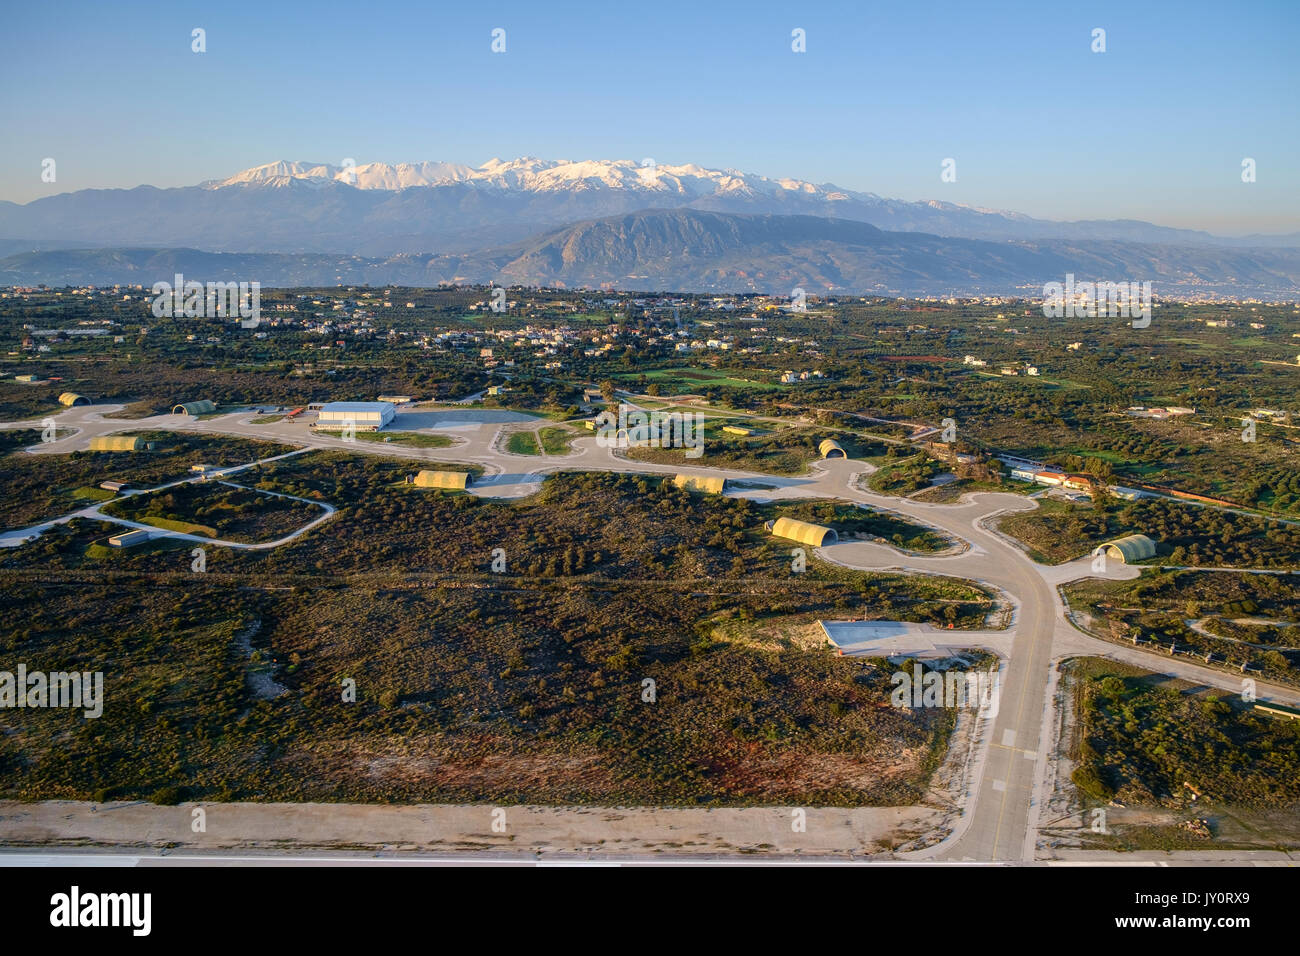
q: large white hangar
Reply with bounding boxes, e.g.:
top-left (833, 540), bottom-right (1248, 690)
top-left (316, 401), bottom-right (396, 432)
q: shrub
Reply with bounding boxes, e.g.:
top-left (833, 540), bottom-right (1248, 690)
top-left (1071, 764), bottom-right (1115, 801)
top-left (149, 785), bottom-right (185, 805)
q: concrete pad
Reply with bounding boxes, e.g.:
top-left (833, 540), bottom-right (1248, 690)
top-left (395, 410), bottom-right (538, 430)
top-left (820, 620), bottom-right (1013, 659)
top-left (1039, 555), bottom-right (1142, 586)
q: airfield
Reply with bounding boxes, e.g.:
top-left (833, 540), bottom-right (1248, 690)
top-left (3, 398), bottom-right (1298, 865)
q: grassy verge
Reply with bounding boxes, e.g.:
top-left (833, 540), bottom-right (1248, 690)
top-left (134, 515), bottom-right (218, 537)
top-left (538, 426), bottom-right (576, 455)
top-left (507, 432), bottom-right (540, 455)
top-left (70, 486), bottom-right (116, 502)
top-left (865, 453), bottom-right (941, 496)
top-left (355, 431), bottom-right (454, 449)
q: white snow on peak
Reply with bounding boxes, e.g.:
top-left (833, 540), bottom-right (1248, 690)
top-left (205, 159), bottom-right (1022, 224)
top-left (211, 158), bottom-right (877, 204)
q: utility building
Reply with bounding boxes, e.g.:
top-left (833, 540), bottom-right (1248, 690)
top-left (1092, 534), bottom-right (1157, 564)
top-left (89, 435), bottom-right (148, 452)
top-left (767, 516), bottom-right (838, 547)
top-left (173, 400), bottom-right (217, 415)
top-left (316, 401), bottom-right (395, 431)
top-left (412, 470), bottom-right (471, 490)
top-left (672, 474), bottom-right (727, 494)
top-left (1110, 486), bottom-right (1149, 501)
top-left (107, 529), bottom-right (153, 548)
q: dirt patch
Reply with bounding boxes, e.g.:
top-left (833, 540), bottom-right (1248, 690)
top-left (710, 616), bottom-right (829, 653)
top-left (902, 684), bottom-right (993, 852)
top-left (278, 732), bottom-right (925, 804)
top-left (234, 620), bottom-right (287, 701)
top-left (0, 799), bottom-right (943, 858)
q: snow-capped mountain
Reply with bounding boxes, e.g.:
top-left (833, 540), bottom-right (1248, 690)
top-left (210, 160), bottom-right (479, 191)
top-left (2, 157), bottom-right (1293, 261)
top-left (207, 157), bottom-right (865, 202)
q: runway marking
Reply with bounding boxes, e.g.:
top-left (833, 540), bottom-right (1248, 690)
top-left (990, 579), bottom-right (1051, 860)
top-left (990, 741), bottom-right (1038, 759)
top-left (1001, 730), bottom-right (1016, 748)
top-left (992, 779), bottom-right (1006, 792)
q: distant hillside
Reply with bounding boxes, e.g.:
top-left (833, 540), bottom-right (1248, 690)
top-left (4, 210), bottom-right (1299, 298)
top-left (481, 210), bottom-right (1300, 296)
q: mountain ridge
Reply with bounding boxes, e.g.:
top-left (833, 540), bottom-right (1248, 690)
top-left (4, 157), bottom-right (1293, 254)
top-left (4, 208), bottom-right (1297, 299)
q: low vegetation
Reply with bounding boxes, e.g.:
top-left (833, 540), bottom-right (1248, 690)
top-left (0, 465), bottom-right (995, 806)
top-left (866, 451), bottom-right (942, 495)
top-left (101, 482), bottom-right (325, 544)
top-left (0, 432), bottom-right (296, 531)
top-left (1064, 571), bottom-right (1300, 686)
top-left (998, 496), bottom-right (1300, 567)
top-left (506, 431), bottom-right (540, 455)
top-left (1067, 657), bottom-right (1300, 808)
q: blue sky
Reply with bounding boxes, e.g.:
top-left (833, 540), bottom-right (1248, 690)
top-left (2, 0), bottom-right (1297, 233)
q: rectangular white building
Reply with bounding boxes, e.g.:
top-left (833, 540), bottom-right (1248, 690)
top-left (108, 529), bottom-right (153, 548)
top-left (316, 401), bottom-right (395, 431)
